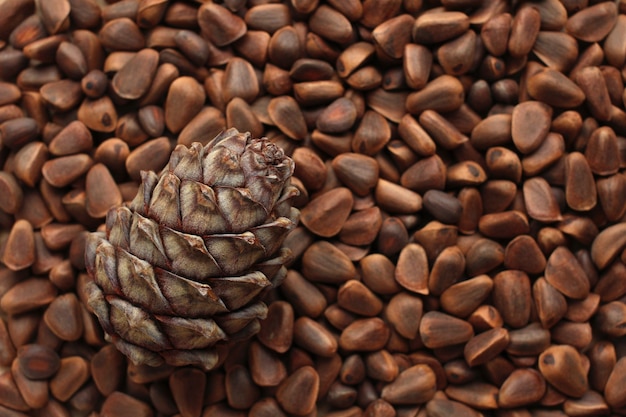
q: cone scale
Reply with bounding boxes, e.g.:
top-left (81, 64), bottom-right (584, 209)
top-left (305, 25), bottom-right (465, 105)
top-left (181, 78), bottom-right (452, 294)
top-left (83, 129), bottom-right (299, 370)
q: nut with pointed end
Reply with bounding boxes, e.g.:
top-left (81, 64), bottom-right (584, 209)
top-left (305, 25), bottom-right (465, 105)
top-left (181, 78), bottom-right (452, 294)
top-left (82, 128), bottom-right (299, 371)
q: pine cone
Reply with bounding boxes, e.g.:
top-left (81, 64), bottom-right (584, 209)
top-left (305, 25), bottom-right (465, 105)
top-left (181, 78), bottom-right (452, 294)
top-left (83, 129), bottom-right (299, 370)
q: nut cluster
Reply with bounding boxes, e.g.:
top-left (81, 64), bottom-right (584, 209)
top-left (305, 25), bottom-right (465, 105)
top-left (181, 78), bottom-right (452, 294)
top-left (0, 0), bottom-right (625, 416)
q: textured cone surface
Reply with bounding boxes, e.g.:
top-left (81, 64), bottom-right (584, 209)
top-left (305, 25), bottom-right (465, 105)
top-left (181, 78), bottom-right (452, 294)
top-left (84, 129), bottom-right (299, 370)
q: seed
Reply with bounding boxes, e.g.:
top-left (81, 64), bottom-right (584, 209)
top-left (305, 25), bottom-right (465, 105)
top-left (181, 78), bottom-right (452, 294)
top-left (375, 179), bottom-right (422, 214)
top-left (309, 5), bottom-right (354, 45)
top-left (565, 1), bottom-right (617, 42)
top-left (406, 75), bottom-right (465, 115)
top-left (339, 317), bottom-right (390, 352)
top-left (522, 133), bottom-right (565, 178)
top-left (385, 292), bottom-right (422, 340)
top-left (274, 366), bottom-right (318, 415)
top-left (463, 327), bottom-right (509, 367)
top-left (85, 163), bottom-right (122, 219)
top-left (532, 277), bottom-right (567, 329)
top-left (403, 44), bottom-right (432, 90)
top-left (419, 311), bottom-right (473, 349)
top-left (511, 100), bottom-right (552, 154)
top-left (538, 345), bottom-right (588, 398)
top-left (42, 293), bottom-right (83, 343)
top-left (293, 316), bottom-right (338, 357)
top-left (301, 240), bottom-right (357, 286)
top-left (438, 30), bottom-right (476, 76)
top-left (391, 243), bottom-right (428, 294)
top-left (498, 368), bottom-right (546, 408)
top-left (337, 280), bottom-right (383, 317)
top-left (11, 356), bottom-right (49, 409)
top-left (492, 270), bottom-right (531, 328)
top-left (478, 210), bottom-right (529, 239)
top-left (168, 367), bottom-right (205, 417)
top-left (595, 301), bottom-right (626, 338)
top-left (101, 391), bottom-right (153, 417)
top-left (316, 98), bottom-right (357, 134)
top-left (1, 220), bottom-right (35, 272)
top-left (77, 95), bottom-right (118, 132)
top-left (248, 340), bottom-right (287, 388)
top-left (177, 106), bottom-right (226, 147)
top-left (481, 13), bottom-right (512, 56)
top-left (244, 4), bottom-right (291, 34)
top-left (299, 187), bottom-right (353, 237)
top-left (440, 274), bottom-right (493, 319)
top-left (508, 6), bottom-right (540, 57)
top-left (545, 246), bottom-right (590, 299)
top-left (584, 126), bottom-right (620, 176)
top-left (49, 356), bottom-right (90, 402)
top-left (267, 96), bottom-right (307, 141)
top-left (381, 364), bottom-right (436, 405)
top-left (522, 177), bottom-right (561, 223)
top-left (125, 136), bottom-right (171, 181)
top-left (90, 344), bottom-right (125, 397)
top-left (293, 80), bottom-right (345, 107)
top-left (371, 14), bottom-right (413, 60)
top-left (164, 76), bottom-right (205, 134)
top-left (527, 69), bottom-right (586, 108)
top-left (597, 174), bottom-right (626, 222)
top-left (16, 344), bottom-right (60, 381)
top-left (111, 48), bottom-right (159, 100)
top-left (470, 113), bottom-right (512, 150)
top-left (413, 11), bottom-right (469, 44)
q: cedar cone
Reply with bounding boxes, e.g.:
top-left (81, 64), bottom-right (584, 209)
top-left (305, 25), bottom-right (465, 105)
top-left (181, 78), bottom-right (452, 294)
top-left (83, 129), bottom-right (299, 370)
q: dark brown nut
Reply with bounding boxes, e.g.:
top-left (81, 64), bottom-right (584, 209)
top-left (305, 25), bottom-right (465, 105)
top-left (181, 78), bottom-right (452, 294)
top-left (493, 270), bottom-right (531, 328)
top-left (403, 43), bottom-right (432, 90)
top-left (352, 110), bottom-right (391, 155)
top-left (575, 66), bottom-right (612, 121)
top-left (464, 328), bottom-right (509, 367)
top-left (13, 141), bottom-right (47, 187)
top-left (440, 274), bottom-right (493, 318)
top-left (508, 6), bottom-right (540, 57)
top-left (257, 301), bottom-right (293, 354)
top-left (124, 136), bottom-right (171, 181)
top-left (338, 280), bottom-right (383, 317)
top-left (17, 344), bottom-right (60, 380)
top-left (294, 80), bottom-right (345, 107)
top-left (584, 126), bottom-right (620, 176)
top-left (419, 311), bottom-right (473, 349)
top-left (339, 318), bottom-right (390, 352)
top-left (481, 13), bottom-right (511, 57)
top-left (275, 366), bottom-right (318, 415)
top-left (478, 210), bottom-right (529, 239)
top-left (538, 345), bottom-right (588, 398)
top-left (2, 220), bottom-right (35, 272)
top-left (293, 317), bottom-right (338, 357)
top-left (437, 30), bottom-right (476, 76)
top-left (336, 42), bottom-right (375, 78)
top-left (605, 357), bottom-right (626, 409)
top-left (317, 97), bottom-right (358, 134)
top-left (42, 293), bottom-right (83, 342)
top-left (300, 187), bottom-right (353, 238)
top-left (48, 120), bottom-right (93, 156)
top-left (392, 243), bottom-right (427, 294)
top-left (77, 96), bottom-right (118, 133)
top-left (511, 100), bottom-right (552, 154)
top-left (302, 240), bottom-right (357, 285)
top-left (595, 301), bottom-right (626, 338)
top-left (532, 31), bottom-right (578, 73)
top-left (101, 391), bottom-right (153, 417)
top-left (49, 356), bottom-right (90, 402)
top-left (406, 75), bottom-right (465, 115)
top-left (0, 117), bottom-right (39, 149)
top-left (380, 364), bottom-right (436, 405)
top-left (521, 132), bottom-right (565, 177)
top-left (470, 113), bottom-right (512, 151)
top-left (99, 18), bottom-right (145, 51)
top-left (545, 246), bottom-right (590, 299)
top-left (522, 177), bottom-right (562, 222)
top-left (498, 369), bottom-right (546, 408)
top-left (267, 96), bottom-right (307, 140)
top-left (422, 190), bottom-right (463, 225)
top-left (527, 69), bottom-right (586, 108)
top-left (565, 1), bottom-right (617, 42)
top-left (412, 11), bottom-right (469, 44)
top-left (164, 76), bottom-right (205, 134)
top-left (111, 48), bottom-right (159, 100)
top-left (372, 14), bottom-right (413, 60)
